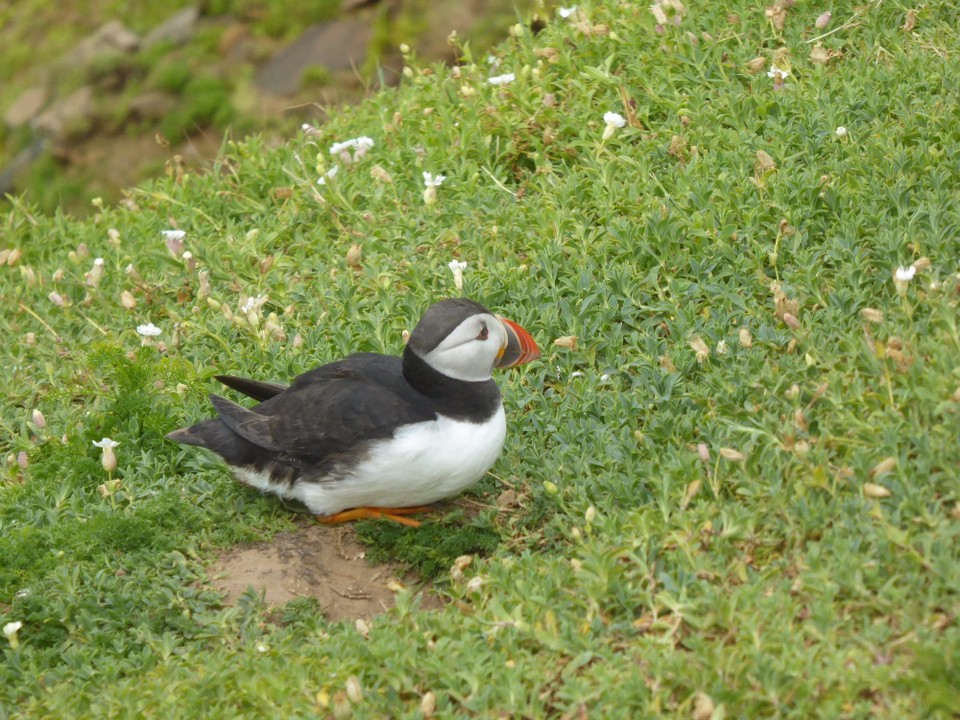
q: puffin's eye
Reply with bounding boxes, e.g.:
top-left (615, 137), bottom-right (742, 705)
top-left (476, 323), bottom-right (489, 340)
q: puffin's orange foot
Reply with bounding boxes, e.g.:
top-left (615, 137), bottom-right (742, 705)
top-left (317, 505), bottom-right (435, 527)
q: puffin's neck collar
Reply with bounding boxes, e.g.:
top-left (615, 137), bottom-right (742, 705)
top-left (402, 347), bottom-right (501, 421)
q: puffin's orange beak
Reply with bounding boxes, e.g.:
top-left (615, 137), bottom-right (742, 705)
top-left (495, 316), bottom-right (541, 368)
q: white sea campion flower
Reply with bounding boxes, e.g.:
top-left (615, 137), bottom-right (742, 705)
top-left (85, 258), bottom-right (105, 287)
top-left (137, 322), bottom-right (161, 337)
top-left (239, 294), bottom-right (269, 328)
top-left (163, 230), bottom-right (186, 258)
top-left (895, 265), bottom-right (916, 282)
top-left (240, 295), bottom-right (268, 315)
top-left (602, 111), bottom-right (627, 140)
top-left (835, 126), bottom-right (848, 138)
top-left (488, 72), bottom-right (516, 86)
top-left (317, 165), bottom-right (339, 185)
top-left (448, 260), bottom-right (467, 292)
top-left (3, 621), bottom-right (22, 649)
top-left (423, 172), bottom-right (447, 205)
top-left (558, 6), bottom-right (577, 18)
top-left (893, 264), bottom-right (916, 296)
top-left (352, 136), bottom-right (374, 161)
top-left (92, 438), bottom-right (119, 473)
top-left (768, 66), bottom-right (790, 89)
top-left (329, 136), bottom-right (375, 164)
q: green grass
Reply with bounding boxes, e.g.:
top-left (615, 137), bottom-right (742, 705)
top-left (2, 0), bottom-right (960, 716)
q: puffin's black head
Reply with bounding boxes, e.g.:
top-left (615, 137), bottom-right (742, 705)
top-left (406, 298), bottom-right (540, 382)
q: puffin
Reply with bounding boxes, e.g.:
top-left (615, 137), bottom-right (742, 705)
top-left (167, 298), bottom-right (540, 526)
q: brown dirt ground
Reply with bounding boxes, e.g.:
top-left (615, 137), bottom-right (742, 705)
top-left (210, 521), bottom-right (441, 622)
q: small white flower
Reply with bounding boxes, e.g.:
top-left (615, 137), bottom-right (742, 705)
top-left (893, 265), bottom-right (916, 297)
top-left (257, 643), bottom-right (268, 653)
top-left (240, 295), bottom-right (267, 315)
top-left (329, 140), bottom-right (354, 155)
top-left (85, 258), bottom-right (105, 287)
top-left (93, 438), bottom-right (119, 473)
top-left (317, 165), bottom-right (339, 185)
top-left (602, 111), bottom-right (627, 140)
top-left (716, 339), bottom-right (729, 356)
top-left (448, 260), bottom-right (467, 292)
top-left (329, 136), bottom-right (375, 162)
top-left (161, 230), bottom-right (186, 242)
top-left (558, 6), bottom-right (577, 18)
top-left (835, 126), bottom-right (848, 138)
top-left (3, 621), bottom-right (22, 649)
top-left (136, 323), bottom-right (161, 337)
top-left (422, 172), bottom-right (446, 205)
top-left (603, 112), bottom-right (626, 128)
top-left (767, 66), bottom-right (790, 80)
top-left (895, 265), bottom-right (916, 282)
top-left (488, 72), bottom-right (516, 86)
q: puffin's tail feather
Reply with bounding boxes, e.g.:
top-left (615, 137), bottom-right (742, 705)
top-left (216, 375), bottom-right (287, 402)
top-left (166, 417), bottom-right (262, 466)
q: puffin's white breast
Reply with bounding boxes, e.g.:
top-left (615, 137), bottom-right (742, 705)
top-left (236, 405), bottom-right (507, 515)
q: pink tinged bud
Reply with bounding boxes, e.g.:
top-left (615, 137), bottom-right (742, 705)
top-left (815, 11), bottom-right (831, 29)
top-left (164, 230), bottom-right (186, 258)
top-left (31, 409), bottom-right (46, 429)
top-left (18, 451), bottom-right (29, 469)
top-left (697, 443), bottom-right (711, 463)
top-left (102, 447), bottom-right (117, 473)
top-left (49, 291), bottom-right (65, 306)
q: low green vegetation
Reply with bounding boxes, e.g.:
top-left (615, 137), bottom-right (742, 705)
top-left (2, 0), bottom-right (959, 716)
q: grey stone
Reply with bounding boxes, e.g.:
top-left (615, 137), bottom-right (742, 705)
top-left (254, 20), bottom-right (373, 96)
top-left (127, 91), bottom-right (179, 120)
top-left (68, 21), bottom-right (140, 66)
top-left (33, 86), bottom-right (95, 138)
top-left (5, 87), bottom-right (48, 128)
top-left (142, 6), bottom-right (200, 49)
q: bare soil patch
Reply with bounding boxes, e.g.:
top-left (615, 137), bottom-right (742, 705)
top-left (211, 521), bottom-right (441, 622)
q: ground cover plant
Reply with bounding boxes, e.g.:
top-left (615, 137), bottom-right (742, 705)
top-left (2, 0), bottom-right (959, 716)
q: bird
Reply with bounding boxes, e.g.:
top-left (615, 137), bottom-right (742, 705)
top-left (167, 298), bottom-right (540, 526)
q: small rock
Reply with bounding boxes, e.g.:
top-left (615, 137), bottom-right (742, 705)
top-left (68, 21), bottom-right (140, 66)
top-left (5, 87), bottom-right (48, 128)
top-left (218, 23), bottom-right (251, 60)
top-left (255, 20), bottom-right (373, 96)
top-left (33, 86), bottom-right (94, 138)
top-left (127, 91), bottom-right (178, 120)
top-left (142, 6), bottom-right (200, 49)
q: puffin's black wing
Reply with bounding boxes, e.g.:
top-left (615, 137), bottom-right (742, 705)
top-left (169, 354), bottom-right (436, 469)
